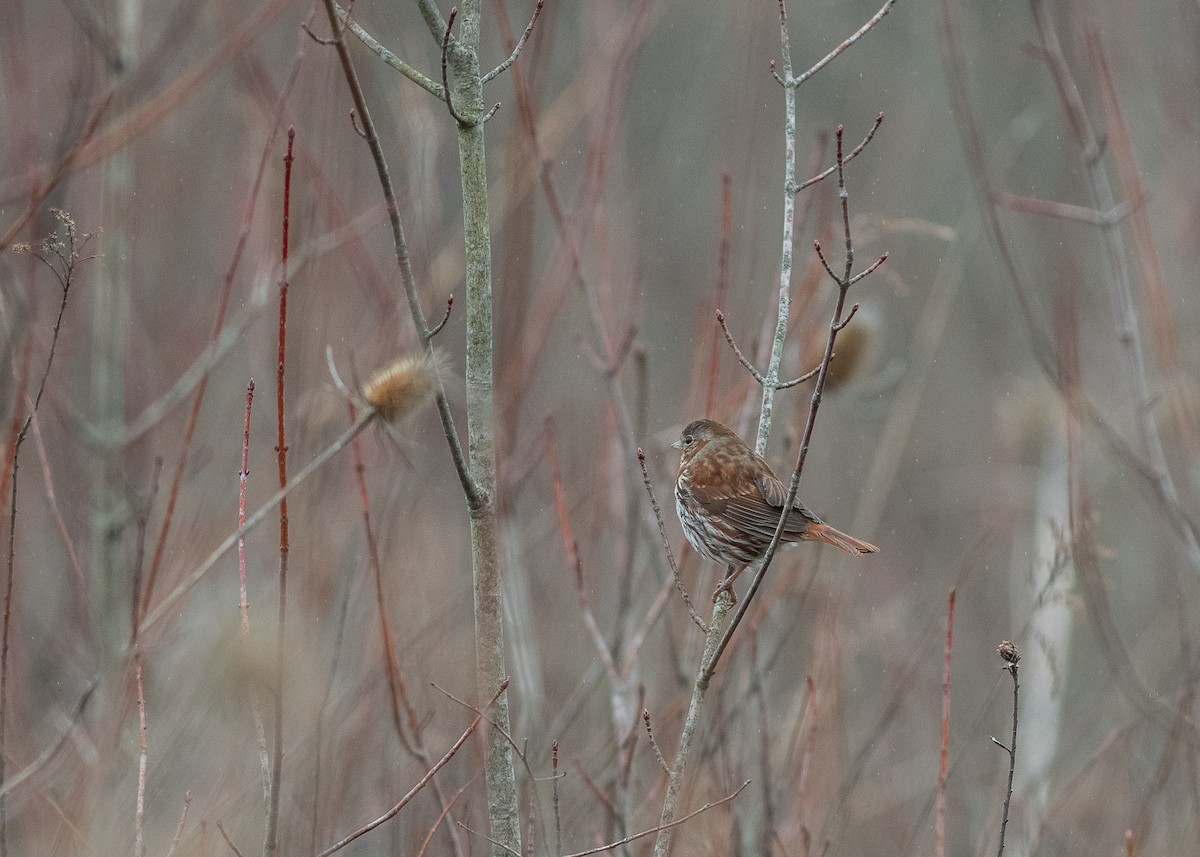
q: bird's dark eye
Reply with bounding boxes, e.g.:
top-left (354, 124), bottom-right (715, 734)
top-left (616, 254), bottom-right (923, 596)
top-left (683, 435), bottom-right (694, 446)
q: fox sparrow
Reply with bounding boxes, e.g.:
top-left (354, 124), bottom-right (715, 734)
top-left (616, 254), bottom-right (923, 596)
top-left (673, 419), bottom-right (878, 593)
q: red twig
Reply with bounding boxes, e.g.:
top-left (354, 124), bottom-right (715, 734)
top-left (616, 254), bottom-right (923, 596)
top-left (936, 589), bottom-right (956, 857)
top-left (238, 380), bottom-right (255, 636)
top-left (264, 126), bottom-right (295, 857)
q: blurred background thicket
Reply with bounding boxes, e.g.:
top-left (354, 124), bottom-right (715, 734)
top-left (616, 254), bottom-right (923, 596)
top-left (2, 0), bottom-right (1199, 854)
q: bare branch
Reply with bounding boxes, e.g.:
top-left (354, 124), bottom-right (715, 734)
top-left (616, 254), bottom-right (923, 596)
top-left (995, 642), bottom-right (1020, 857)
top-left (716, 310), bottom-right (766, 385)
top-left (430, 293), bottom-right (455, 337)
top-left (564, 781), bottom-right (749, 857)
top-left (832, 302), bottom-right (861, 331)
top-left (317, 679), bottom-right (510, 857)
top-left (216, 822), bottom-right (247, 857)
top-left (643, 710), bottom-right (670, 774)
top-left (774, 362), bottom-right (823, 390)
top-left (332, 2), bottom-right (444, 97)
top-left (796, 112), bottom-right (884, 193)
top-left (790, 0), bottom-right (897, 87)
top-left (848, 251), bottom-right (888, 286)
top-left (164, 791), bottom-right (192, 857)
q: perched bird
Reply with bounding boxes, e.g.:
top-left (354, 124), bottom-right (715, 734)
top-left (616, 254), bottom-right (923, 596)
top-left (673, 418), bottom-right (878, 595)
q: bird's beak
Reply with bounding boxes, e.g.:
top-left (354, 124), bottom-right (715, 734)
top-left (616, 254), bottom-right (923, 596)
top-left (671, 439), bottom-right (683, 451)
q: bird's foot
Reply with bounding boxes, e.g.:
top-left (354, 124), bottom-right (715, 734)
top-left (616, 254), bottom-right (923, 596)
top-left (712, 578), bottom-right (738, 605)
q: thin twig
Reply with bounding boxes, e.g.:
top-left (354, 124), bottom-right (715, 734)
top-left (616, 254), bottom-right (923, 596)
top-left (137, 48), bottom-right (301, 617)
top-left (564, 781), bottom-right (749, 857)
top-left (454, 823), bottom-right (522, 857)
top-left (416, 775), bottom-right (478, 857)
top-left (482, 0), bottom-right (545, 83)
top-left (301, 21), bottom-right (338, 45)
top-left (427, 681), bottom-right (555, 849)
top-left (1028, 0), bottom-right (1200, 573)
top-left (848, 254), bottom-right (887, 286)
top-left (26, 405), bottom-right (84, 589)
top-left (349, 402), bottom-right (413, 749)
top-left (705, 125), bottom-right (885, 684)
top-left (332, 3), bottom-right (444, 96)
top-left (430, 293), bottom-right (455, 337)
top-left (994, 642), bottom-right (1020, 857)
top-left (716, 310), bottom-right (766, 385)
top-left (263, 127), bottom-right (295, 857)
top-left (164, 791), bottom-right (192, 857)
top-left (795, 112), bottom-right (884, 193)
top-left (643, 710), bottom-right (670, 774)
top-left (234, 379), bottom-right (272, 809)
top-left (346, 404), bottom-right (467, 857)
top-left (238, 380), bottom-right (255, 637)
top-left (440, 7), bottom-right (470, 126)
top-left (135, 655), bottom-right (148, 857)
top-left (552, 741), bottom-right (562, 857)
top-left (217, 821), bottom-right (247, 857)
top-left (317, 679), bottom-right (509, 857)
top-left (656, 1), bottom-right (891, 846)
top-left (788, 1), bottom-right (896, 87)
top-left (637, 449), bottom-right (705, 631)
top-left (141, 409), bottom-right (377, 633)
top-left (546, 419), bottom-right (618, 679)
top-left (0, 680), bottom-right (95, 801)
top-left (936, 590), bottom-right (956, 857)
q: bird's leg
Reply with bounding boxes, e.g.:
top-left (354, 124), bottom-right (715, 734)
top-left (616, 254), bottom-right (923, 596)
top-left (712, 564), bottom-right (745, 604)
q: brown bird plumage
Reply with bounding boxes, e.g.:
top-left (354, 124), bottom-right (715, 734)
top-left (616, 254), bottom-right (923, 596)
top-left (673, 419), bottom-right (878, 589)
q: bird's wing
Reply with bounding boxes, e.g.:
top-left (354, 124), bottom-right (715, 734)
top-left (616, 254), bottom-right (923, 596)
top-left (700, 475), bottom-right (816, 541)
top-left (756, 473), bottom-right (788, 507)
top-left (685, 450), bottom-right (820, 540)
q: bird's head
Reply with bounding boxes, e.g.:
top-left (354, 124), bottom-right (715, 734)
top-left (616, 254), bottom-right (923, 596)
top-left (672, 418), bottom-right (740, 464)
